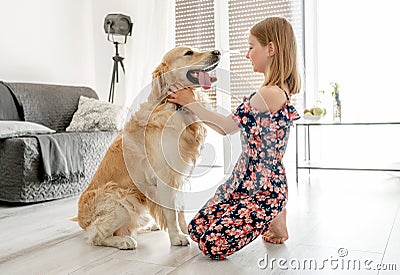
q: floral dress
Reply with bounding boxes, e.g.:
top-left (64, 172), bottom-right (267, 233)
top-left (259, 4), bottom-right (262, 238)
top-left (187, 91), bottom-right (300, 260)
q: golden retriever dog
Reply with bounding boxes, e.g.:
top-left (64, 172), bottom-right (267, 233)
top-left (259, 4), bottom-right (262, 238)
top-left (76, 46), bottom-right (220, 249)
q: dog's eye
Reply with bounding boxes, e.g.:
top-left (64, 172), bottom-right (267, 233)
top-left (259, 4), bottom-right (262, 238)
top-left (184, 50), bottom-right (194, 56)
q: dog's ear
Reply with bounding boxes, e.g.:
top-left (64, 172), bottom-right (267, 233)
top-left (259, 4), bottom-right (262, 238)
top-left (152, 62), bottom-right (168, 79)
top-left (149, 62), bottom-right (169, 101)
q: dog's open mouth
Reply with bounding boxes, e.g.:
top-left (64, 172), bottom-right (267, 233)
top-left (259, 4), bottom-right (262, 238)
top-left (186, 63), bottom-right (218, 89)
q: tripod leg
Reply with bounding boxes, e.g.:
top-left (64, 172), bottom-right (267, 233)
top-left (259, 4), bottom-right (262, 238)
top-left (108, 45), bottom-right (126, 103)
top-left (109, 61), bottom-right (118, 103)
top-left (116, 63), bottom-right (119, 84)
top-left (109, 80), bottom-right (114, 103)
top-left (120, 60), bottom-right (126, 74)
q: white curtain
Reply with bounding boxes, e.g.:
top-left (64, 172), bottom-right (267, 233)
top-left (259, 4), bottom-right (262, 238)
top-left (124, 0), bottom-right (175, 109)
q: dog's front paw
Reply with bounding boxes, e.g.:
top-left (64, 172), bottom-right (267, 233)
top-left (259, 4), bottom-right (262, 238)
top-left (118, 236), bottom-right (138, 250)
top-left (169, 233), bottom-right (190, 246)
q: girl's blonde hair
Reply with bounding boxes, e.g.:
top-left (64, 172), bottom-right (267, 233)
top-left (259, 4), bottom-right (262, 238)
top-left (250, 17), bottom-right (300, 96)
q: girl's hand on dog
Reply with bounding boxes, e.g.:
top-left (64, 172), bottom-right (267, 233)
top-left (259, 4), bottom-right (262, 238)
top-left (168, 82), bottom-right (196, 106)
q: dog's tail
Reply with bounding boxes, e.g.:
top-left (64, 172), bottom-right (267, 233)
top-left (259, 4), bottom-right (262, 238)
top-left (70, 216), bottom-right (78, 222)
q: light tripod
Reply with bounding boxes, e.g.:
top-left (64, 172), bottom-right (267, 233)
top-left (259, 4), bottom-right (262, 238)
top-left (103, 13), bottom-right (133, 103)
top-left (108, 42), bottom-right (125, 103)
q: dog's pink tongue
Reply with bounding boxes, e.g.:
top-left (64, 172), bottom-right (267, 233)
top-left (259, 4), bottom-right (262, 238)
top-left (198, 71), bottom-right (211, 89)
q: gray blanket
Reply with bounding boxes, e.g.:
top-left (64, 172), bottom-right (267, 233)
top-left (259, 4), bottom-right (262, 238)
top-left (34, 133), bottom-right (85, 181)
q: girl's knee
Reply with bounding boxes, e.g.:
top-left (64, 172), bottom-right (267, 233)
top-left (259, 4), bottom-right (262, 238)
top-left (198, 235), bottom-right (227, 260)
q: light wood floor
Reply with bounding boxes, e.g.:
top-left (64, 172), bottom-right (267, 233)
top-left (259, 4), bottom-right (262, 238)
top-left (1, 168), bottom-right (399, 274)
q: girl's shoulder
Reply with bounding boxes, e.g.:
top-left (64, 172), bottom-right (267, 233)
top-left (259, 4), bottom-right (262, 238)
top-left (251, 85), bottom-right (288, 113)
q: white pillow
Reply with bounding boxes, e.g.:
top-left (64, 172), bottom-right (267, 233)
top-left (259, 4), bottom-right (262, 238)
top-left (66, 96), bottom-right (128, 132)
top-left (0, 121), bottom-right (55, 139)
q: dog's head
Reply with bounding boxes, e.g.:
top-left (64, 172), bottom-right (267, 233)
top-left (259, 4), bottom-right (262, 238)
top-left (149, 46), bottom-right (220, 101)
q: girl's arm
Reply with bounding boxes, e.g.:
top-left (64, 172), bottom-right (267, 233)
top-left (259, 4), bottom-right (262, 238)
top-left (183, 101), bottom-right (239, 135)
top-left (168, 84), bottom-right (239, 136)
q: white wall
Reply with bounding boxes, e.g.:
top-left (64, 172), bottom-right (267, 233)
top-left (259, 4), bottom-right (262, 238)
top-left (0, 0), bottom-right (175, 107)
top-left (0, 0), bottom-right (95, 87)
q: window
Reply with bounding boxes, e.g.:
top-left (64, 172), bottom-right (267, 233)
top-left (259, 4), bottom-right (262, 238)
top-left (315, 0), bottom-right (400, 122)
top-left (228, 0), bottom-right (304, 108)
top-left (175, 0), bottom-right (218, 105)
top-left (175, 0), bottom-right (305, 110)
top-left (175, 0), bottom-right (305, 170)
top-left (302, 0), bottom-right (400, 166)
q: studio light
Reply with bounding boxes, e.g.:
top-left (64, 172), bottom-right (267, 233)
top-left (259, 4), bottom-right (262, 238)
top-left (104, 14), bottom-right (133, 43)
top-left (104, 14), bottom-right (133, 103)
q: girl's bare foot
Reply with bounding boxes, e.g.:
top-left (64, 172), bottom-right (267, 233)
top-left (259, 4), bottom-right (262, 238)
top-left (262, 208), bottom-right (289, 244)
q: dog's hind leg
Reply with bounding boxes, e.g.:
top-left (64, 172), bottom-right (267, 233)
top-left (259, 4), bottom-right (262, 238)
top-left (85, 199), bottom-right (138, 250)
top-left (137, 212), bottom-right (160, 233)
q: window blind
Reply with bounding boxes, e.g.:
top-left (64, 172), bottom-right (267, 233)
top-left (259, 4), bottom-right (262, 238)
top-left (175, 0), bottom-right (217, 105)
top-left (228, 0), bottom-right (304, 109)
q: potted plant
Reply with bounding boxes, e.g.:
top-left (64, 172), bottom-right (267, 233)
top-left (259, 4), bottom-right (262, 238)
top-left (331, 81), bottom-right (341, 122)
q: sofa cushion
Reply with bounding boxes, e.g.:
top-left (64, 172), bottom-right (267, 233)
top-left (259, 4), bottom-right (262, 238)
top-left (0, 121), bottom-right (55, 139)
top-left (66, 96), bottom-right (127, 132)
top-left (6, 82), bottom-right (98, 132)
top-left (0, 82), bottom-right (21, 120)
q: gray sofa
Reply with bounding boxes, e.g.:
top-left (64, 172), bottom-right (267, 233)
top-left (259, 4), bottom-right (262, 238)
top-left (0, 81), bottom-right (117, 203)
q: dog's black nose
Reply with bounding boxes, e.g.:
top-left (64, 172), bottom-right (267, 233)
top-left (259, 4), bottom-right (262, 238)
top-left (211, 50), bottom-right (221, 56)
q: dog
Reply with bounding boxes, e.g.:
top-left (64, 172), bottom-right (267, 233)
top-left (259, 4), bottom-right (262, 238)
top-left (76, 46), bottom-right (220, 249)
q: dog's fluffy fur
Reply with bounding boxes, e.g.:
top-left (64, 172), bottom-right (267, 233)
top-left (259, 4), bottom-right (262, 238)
top-left (76, 46), bottom-right (220, 249)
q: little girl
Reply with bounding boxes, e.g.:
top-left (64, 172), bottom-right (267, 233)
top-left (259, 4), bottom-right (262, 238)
top-left (168, 17), bottom-right (300, 260)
